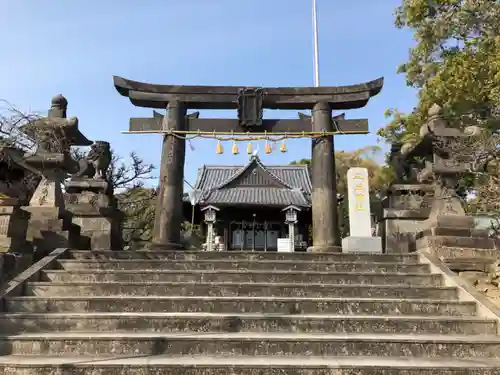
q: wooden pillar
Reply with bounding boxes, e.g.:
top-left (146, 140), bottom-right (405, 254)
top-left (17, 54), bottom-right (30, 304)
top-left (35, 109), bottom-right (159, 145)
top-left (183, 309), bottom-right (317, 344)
top-left (224, 221), bottom-right (229, 252)
top-left (150, 101), bottom-right (187, 249)
top-left (309, 102), bottom-right (341, 252)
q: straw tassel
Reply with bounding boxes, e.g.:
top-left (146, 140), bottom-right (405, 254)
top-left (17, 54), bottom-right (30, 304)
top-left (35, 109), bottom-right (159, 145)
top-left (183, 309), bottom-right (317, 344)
top-left (216, 140), bottom-right (224, 154)
top-left (264, 140), bottom-right (272, 154)
top-left (247, 142), bottom-right (253, 154)
top-left (232, 141), bottom-right (239, 155)
top-left (280, 139), bottom-right (287, 153)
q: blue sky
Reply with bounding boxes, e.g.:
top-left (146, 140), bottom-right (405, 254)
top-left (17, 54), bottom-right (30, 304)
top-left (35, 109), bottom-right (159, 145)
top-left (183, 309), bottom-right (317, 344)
top-left (0, 0), bottom-right (417, 188)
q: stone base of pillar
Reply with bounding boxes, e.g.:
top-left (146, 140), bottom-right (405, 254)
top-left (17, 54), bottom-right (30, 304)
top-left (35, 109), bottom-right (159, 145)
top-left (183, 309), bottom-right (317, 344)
top-left (306, 245), bottom-right (342, 253)
top-left (342, 236), bottom-right (383, 253)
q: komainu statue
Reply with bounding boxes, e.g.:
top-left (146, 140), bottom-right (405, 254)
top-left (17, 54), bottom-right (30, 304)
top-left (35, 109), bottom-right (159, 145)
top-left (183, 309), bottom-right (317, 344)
top-left (388, 143), bottom-right (412, 182)
top-left (73, 141), bottom-right (111, 180)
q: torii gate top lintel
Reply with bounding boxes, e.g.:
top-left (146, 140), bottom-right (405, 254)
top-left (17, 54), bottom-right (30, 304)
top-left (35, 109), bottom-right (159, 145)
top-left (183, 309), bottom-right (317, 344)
top-left (113, 75), bottom-right (383, 111)
top-left (113, 76), bottom-right (384, 135)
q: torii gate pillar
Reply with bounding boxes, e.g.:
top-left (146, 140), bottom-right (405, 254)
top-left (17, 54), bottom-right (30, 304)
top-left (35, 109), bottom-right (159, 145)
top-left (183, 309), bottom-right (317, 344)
top-left (150, 101), bottom-right (186, 249)
top-left (309, 102), bottom-right (341, 251)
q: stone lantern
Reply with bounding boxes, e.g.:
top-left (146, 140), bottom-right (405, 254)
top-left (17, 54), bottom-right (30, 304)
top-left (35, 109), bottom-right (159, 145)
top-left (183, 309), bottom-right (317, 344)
top-left (19, 95), bottom-right (92, 257)
top-left (20, 94), bottom-right (92, 209)
top-left (201, 205), bottom-right (219, 252)
top-left (282, 205), bottom-right (301, 252)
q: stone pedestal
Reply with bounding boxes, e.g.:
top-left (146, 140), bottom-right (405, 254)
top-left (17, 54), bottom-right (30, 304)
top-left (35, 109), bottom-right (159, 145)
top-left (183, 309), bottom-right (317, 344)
top-left (342, 236), bottom-right (382, 253)
top-left (65, 179), bottom-right (122, 250)
top-left (380, 184), bottom-right (433, 253)
top-left (22, 155), bottom-right (80, 259)
top-left (22, 205), bottom-right (80, 259)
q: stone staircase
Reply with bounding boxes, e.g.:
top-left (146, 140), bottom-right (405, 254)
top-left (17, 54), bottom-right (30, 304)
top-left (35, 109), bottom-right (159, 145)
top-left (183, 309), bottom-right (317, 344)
top-left (0, 250), bottom-right (500, 374)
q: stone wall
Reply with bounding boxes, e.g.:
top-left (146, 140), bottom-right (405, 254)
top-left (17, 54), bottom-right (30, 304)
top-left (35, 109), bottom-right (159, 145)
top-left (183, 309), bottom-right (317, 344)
top-left (0, 252), bottom-right (33, 289)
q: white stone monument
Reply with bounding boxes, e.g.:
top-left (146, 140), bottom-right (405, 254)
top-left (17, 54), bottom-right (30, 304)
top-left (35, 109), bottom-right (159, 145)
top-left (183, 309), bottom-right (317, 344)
top-left (342, 167), bottom-right (382, 253)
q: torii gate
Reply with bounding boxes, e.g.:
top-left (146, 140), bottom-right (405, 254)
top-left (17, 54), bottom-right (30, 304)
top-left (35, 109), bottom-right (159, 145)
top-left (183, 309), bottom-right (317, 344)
top-left (113, 76), bottom-right (383, 251)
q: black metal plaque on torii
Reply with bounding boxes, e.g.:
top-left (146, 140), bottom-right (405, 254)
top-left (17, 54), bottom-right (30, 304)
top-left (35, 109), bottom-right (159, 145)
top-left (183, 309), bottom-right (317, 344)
top-left (237, 88), bottom-right (264, 128)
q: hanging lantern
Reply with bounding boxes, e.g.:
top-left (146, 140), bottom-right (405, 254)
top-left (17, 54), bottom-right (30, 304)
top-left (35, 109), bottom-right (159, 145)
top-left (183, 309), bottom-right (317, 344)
top-left (232, 141), bottom-right (239, 155)
top-left (216, 140), bottom-right (224, 154)
top-left (280, 139), bottom-right (287, 153)
top-left (247, 142), bottom-right (253, 154)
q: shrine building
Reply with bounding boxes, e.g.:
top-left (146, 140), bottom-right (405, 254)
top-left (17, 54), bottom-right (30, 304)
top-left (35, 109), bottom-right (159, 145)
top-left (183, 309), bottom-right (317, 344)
top-left (183, 155), bottom-right (312, 251)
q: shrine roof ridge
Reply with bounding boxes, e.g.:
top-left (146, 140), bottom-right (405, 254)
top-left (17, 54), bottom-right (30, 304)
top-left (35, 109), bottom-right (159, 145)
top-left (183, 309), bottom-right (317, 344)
top-left (212, 155), bottom-right (294, 191)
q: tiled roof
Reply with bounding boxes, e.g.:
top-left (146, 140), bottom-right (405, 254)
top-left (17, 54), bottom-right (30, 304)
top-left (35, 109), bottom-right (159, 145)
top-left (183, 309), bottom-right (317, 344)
top-left (204, 188), bottom-right (310, 207)
top-left (184, 156), bottom-right (312, 208)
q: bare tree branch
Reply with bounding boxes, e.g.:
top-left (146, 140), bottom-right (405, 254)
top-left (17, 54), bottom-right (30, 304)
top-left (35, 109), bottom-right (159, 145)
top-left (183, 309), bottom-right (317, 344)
top-left (109, 151), bottom-right (155, 191)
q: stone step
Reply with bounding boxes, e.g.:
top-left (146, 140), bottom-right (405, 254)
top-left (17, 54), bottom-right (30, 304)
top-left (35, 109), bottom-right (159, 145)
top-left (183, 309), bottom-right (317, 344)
top-left (1, 332), bottom-right (500, 357)
top-left (41, 270), bottom-right (443, 286)
top-left (68, 250), bottom-right (418, 263)
top-left (5, 296), bottom-right (475, 315)
top-left (0, 313), bottom-right (494, 335)
top-left (2, 356), bottom-right (500, 375)
top-left (24, 282), bottom-right (458, 299)
top-left (57, 259), bottom-right (429, 273)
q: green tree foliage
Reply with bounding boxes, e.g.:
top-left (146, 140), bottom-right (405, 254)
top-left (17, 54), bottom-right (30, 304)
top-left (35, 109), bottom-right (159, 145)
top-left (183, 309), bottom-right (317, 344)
top-left (378, 0), bottom-right (500, 143)
top-left (292, 147), bottom-right (393, 194)
top-left (289, 158), bottom-right (311, 165)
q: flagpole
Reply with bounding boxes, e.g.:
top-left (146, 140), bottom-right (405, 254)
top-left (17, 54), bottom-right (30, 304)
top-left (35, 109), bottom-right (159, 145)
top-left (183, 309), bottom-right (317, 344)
top-left (312, 0), bottom-right (320, 87)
